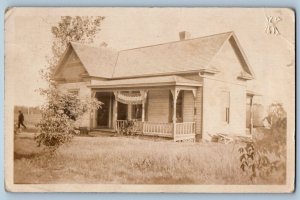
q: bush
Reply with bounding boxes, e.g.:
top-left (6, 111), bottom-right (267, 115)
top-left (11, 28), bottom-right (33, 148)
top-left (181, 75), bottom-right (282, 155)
top-left (239, 103), bottom-right (287, 183)
top-left (118, 120), bottom-right (139, 136)
top-left (35, 88), bottom-right (101, 150)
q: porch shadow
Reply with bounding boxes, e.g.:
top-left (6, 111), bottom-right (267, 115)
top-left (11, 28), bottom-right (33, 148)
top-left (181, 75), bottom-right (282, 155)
top-left (87, 130), bottom-right (173, 142)
top-left (14, 152), bottom-right (41, 160)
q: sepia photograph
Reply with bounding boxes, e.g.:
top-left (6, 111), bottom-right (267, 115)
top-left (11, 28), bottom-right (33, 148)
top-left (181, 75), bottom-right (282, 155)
top-left (4, 7), bottom-right (295, 192)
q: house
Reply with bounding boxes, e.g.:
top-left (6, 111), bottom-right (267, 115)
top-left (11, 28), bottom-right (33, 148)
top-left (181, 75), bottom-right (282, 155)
top-left (53, 31), bottom-right (257, 142)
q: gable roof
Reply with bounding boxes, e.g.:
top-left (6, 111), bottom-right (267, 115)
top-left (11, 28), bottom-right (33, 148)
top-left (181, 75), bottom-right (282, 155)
top-left (71, 42), bottom-right (118, 78)
top-left (113, 32), bottom-right (232, 78)
top-left (54, 31), bottom-right (254, 79)
top-left (53, 42), bottom-right (118, 79)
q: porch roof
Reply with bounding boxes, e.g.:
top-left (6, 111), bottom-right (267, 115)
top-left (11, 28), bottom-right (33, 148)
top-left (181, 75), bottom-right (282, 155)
top-left (88, 75), bottom-right (202, 89)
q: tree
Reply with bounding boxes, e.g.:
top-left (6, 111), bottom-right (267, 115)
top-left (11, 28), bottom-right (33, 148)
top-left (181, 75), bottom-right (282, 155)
top-left (36, 16), bottom-right (104, 150)
top-left (239, 103), bottom-right (287, 183)
top-left (41, 16), bottom-right (105, 82)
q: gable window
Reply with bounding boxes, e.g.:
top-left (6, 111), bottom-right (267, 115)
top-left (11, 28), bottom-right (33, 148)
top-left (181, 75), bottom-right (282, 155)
top-left (221, 91), bottom-right (230, 124)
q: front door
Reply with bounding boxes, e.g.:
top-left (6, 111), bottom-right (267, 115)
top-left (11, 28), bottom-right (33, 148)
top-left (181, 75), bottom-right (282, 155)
top-left (117, 102), bottom-right (128, 120)
top-left (96, 92), bottom-right (112, 128)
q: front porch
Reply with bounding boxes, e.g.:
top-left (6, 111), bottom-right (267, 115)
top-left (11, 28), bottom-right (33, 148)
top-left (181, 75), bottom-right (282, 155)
top-left (89, 75), bottom-right (202, 142)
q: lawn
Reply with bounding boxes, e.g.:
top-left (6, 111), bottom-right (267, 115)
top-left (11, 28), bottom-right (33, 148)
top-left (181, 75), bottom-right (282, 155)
top-left (14, 133), bottom-right (284, 185)
top-left (14, 113), bottom-right (41, 134)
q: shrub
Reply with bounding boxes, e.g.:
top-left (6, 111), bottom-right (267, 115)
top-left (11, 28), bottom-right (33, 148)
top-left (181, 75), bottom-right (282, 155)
top-left (239, 103), bottom-right (287, 183)
top-left (118, 120), bottom-right (139, 136)
top-left (35, 88), bottom-right (101, 150)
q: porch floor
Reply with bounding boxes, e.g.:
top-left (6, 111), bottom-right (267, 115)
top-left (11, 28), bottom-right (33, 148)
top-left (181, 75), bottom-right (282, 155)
top-left (86, 130), bottom-right (173, 141)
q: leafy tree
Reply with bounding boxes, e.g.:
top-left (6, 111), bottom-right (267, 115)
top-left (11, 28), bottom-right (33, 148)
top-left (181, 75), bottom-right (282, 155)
top-left (36, 16), bottom-right (104, 150)
top-left (41, 16), bottom-right (105, 82)
top-left (239, 103), bottom-right (287, 183)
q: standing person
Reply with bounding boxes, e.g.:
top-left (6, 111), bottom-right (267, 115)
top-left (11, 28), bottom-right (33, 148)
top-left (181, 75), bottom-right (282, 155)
top-left (18, 110), bottom-right (26, 129)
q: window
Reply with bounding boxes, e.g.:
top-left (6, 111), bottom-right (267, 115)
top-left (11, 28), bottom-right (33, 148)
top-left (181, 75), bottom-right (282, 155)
top-left (221, 91), bottom-right (230, 123)
top-left (132, 104), bottom-right (142, 120)
top-left (129, 91), bottom-right (143, 120)
top-left (68, 89), bottom-right (79, 96)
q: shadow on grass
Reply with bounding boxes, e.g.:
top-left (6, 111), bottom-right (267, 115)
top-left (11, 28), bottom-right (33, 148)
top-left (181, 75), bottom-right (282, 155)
top-left (14, 152), bottom-right (41, 160)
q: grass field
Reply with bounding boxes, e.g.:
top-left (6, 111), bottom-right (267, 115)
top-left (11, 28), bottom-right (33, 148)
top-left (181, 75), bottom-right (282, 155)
top-left (14, 113), bottom-right (42, 133)
top-left (14, 132), bottom-right (284, 185)
top-left (13, 112), bottom-right (285, 184)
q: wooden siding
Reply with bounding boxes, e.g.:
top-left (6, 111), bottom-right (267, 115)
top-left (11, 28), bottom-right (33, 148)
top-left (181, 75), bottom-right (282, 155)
top-left (183, 90), bottom-right (194, 122)
top-left (202, 77), bottom-right (246, 140)
top-left (147, 90), bottom-right (170, 123)
top-left (57, 82), bottom-right (92, 129)
top-left (194, 87), bottom-right (203, 140)
top-left (209, 40), bottom-right (247, 86)
top-left (60, 63), bottom-right (86, 82)
top-left (57, 49), bottom-right (88, 82)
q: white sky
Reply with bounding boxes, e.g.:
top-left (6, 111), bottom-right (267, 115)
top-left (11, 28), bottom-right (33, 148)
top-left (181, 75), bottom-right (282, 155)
top-left (5, 8), bottom-right (295, 111)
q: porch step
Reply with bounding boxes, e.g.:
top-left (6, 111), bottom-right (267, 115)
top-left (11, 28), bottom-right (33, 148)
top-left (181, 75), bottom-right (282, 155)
top-left (92, 129), bottom-right (116, 133)
top-left (88, 129), bottom-right (116, 137)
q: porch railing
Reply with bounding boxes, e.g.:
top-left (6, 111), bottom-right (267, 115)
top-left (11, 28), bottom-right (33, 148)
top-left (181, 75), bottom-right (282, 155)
top-left (116, 120), bottom-right (143, 133)
top-left (143, 122), bottom-right (173, 137)
top-left (174, 122), bottom-right (196, 141)
top-left (116, 120), bottom-right (195, 141)
top-left (116, 120), bottom-right (127, 133)
top-left (176, 122), bottom-right (195, 135)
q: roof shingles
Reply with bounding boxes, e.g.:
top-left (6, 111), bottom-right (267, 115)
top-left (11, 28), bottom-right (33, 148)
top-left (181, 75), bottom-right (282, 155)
top-left (61, 32), bottom-right (252, 80)
top-left (113, 32), bottom-right (231, 78)
top-left (71, 42), bottom-right (118, 78)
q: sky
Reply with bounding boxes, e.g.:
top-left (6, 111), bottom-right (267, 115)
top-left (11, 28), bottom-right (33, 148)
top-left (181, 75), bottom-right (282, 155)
top-left (5, 8), bottom-right (295, 112)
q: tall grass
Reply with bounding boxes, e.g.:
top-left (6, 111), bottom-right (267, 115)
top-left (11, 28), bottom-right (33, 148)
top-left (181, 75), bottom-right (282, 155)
top-left (15, 136), bottom-right (254, 184)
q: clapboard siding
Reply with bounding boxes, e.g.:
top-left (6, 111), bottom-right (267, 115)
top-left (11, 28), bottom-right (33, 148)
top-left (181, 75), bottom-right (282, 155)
top-left (57, 82), bottom-right (92, 129)
top-left (195, 87), bottom-right (203, 139)
top-left (183, 91), bottom-right (194, 122)
top-left (61, 63), bottom-right (86, 82)
top-left (147, 90), bottom-right (170, 123)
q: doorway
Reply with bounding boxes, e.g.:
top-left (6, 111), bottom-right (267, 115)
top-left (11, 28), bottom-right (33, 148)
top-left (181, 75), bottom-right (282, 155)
top-left (117, 102), bottom-right (128, 120)
top-left (96, 92), bottom-right (113, 128)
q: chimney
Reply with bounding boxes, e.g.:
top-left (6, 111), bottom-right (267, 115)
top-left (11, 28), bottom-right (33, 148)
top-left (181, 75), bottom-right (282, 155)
top-left (179, 31), bottom-right (191, 41)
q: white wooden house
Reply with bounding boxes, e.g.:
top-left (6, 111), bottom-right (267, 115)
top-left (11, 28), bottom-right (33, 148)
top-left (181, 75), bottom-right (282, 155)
top-left (53, 31), bottom-right (257, 141)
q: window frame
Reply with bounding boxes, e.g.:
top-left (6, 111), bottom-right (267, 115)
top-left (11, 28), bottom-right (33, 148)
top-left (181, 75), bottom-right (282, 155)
top-left (68, 89), bottom-right (80, 96)
top-left (221, 90), bottom-right (230, 124)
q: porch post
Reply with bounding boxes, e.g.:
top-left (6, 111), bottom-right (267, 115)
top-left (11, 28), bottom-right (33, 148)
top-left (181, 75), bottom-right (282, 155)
top-left (171, 88), bottom-right (180, 141)
top-left (192, 89), bottom-right (197, 121)
top-left (113, 92), bottom-right (118, 131)
top-left (127, 91), bottom-right (132, 120)
top-left (90, 90), bottom-right (97, 130)
top-left (192, 89), bottom-right (197, 136)
top-left (140, 90), bottom-right (148, 123)
top-left (249, 96), bottom-right (254, 134)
